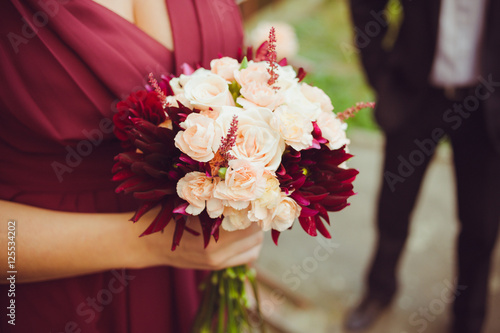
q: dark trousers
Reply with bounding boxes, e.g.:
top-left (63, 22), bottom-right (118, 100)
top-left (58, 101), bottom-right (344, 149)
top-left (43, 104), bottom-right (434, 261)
top-left (367, 86), bottom-right (500, 333)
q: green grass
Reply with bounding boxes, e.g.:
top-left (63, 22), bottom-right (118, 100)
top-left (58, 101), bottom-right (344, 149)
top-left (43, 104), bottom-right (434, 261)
top-left (245, 0), bottom-right (378, 131)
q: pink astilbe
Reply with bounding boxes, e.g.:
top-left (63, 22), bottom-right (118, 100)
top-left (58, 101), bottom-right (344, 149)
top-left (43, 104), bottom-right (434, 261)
top-left (219, 115), bottom-right (238, 161)
top-left (209, 115), bottom-right (238, 177)
top-left (266, 27), bottom-right (280, 89)
top-left (148, 73), bottom-right (168, 108)
top-left (337, 102), bottom-right (376, 121)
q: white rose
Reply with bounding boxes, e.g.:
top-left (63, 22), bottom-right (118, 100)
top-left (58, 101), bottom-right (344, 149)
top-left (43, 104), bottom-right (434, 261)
top-left (248, 171), bottom-right (281, 222)
top-left (300, 83), bottom-right (334, 113)
top-left (234, 61), bottom-right (297, 111)
top-left (271, 104), bottom-right (314, 151)
top-left (221, 206), bottom-right (253, 231)
top-left (234, 61), bottom-right (269, 86)
top-left (174, 113), bottom-right (223, 162)
top-left (237, 81), bottom-right (285, 111)
top-left (176, 172), bottom-right (216, 216)
top-left (316, 111), bottom-right (350, 150)
top-left (283, 85), bottom-right (323, 121)
top-left (276, 65), bottom-right (299, 86)
top-left (214, 158), bottom-right (267, 210)
top-left (266, 194), bottom-right (302, 231)
top-left (183, 72), bottom-right (235, 111)
top-left (169, 68), bottom-right (212, 97)
top-left (216, 106), bottom-right (285, 171)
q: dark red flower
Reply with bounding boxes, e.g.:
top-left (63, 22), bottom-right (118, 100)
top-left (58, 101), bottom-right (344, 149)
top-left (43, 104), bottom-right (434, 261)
top-left (275, 145), bottom-right (358, 245)
top-left (114, 89), bottom-right (167, 150)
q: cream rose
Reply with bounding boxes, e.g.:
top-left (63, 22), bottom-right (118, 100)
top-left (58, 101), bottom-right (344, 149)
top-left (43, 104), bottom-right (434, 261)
top-left (174, 113), bottom-right (223, 162)
top-left (300, 83), bottom-right (334, 113)
top-left (258, 194), bottom-right (302, 232)
top-left (234, 62), bottom-right (280, 110)
top-left (271, 104), bottom-right (314, 151)
top-left (216, 106), bottom-right (285, 171)
top-left (214, 158), bottom-right (266, 210)
top-left (283, 85), bottom-right (323, 121)
top-left (176, 172), bottom-right (217, 216)
top-left (276, 65), bottom-right (299, 85)
top-left (210, 57), bottom-right (240, 82)
top-left (234, 61), bottom-right (297, 110)
top-left (248, 171), bottom-right (281, 222)
top-left (234, 61), bottom-right (269, 86)
top-left (221, 206), bottom-right (253, 231)
top-left (316, 111), bottom-right (350, 150)
top-left (168, 69), bottom-right (211, 95)
top-left (235, 62), bottom-right (297, 89)
top-left (183, 72), bottom-right (235, 111)
top-left (237, 81), bottom-right (285, 110)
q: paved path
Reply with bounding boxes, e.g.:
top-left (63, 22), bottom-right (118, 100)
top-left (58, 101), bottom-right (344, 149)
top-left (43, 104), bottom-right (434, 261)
top-left (256, 129), bottom-right (500, 333)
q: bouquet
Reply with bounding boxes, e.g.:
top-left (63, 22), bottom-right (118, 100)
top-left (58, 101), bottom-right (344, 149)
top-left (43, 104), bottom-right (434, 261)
top-left (112, 28), bottom-right (372, 332)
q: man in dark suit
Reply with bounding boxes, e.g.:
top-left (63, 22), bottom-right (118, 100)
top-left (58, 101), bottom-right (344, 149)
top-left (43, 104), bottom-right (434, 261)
top-left (345, 1), bottom-right (500, 332)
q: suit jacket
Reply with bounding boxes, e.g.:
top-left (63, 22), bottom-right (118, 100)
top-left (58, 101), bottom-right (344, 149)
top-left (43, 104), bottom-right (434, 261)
top-left (349, 0), bottom-right (500, 152)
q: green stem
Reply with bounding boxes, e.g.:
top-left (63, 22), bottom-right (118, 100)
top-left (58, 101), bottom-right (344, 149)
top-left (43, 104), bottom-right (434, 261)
top-left (217, 272), bottom-right (226, 333)
top-left (226, 272), bottom-right (237, 333)
top-left (191, 271), bottom-right (218, 333)
top-left (248, 267), bottom-right (266, 333)
top-left (191, 265), bottom-right (265, 333)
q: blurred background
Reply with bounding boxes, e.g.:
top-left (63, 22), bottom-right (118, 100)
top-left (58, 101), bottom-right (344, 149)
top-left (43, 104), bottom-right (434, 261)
top-left (238, 0), bottom-right (500, 332)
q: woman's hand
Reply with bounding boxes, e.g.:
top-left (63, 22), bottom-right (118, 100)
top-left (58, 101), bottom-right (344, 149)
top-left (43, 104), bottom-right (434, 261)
top-left (129, 211), bottom-right (264, 270)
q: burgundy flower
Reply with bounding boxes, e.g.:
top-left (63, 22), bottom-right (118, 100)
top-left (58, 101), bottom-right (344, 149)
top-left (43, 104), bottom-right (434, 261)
top-left (114, 89), bottom-right (167, 150)
top-left (275, 145), bottom-right (358, 244)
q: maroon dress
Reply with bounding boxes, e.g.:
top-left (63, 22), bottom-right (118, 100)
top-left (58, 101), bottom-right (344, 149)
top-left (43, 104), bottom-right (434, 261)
top-left (0, 0), bottom-right (243, 332)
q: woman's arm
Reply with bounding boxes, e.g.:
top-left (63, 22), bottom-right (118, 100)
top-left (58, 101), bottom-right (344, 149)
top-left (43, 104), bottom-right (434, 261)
top-left (0, 200), bottom-right (263, 283)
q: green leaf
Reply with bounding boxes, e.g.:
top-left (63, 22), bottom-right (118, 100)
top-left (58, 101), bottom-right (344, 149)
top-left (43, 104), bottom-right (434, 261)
top-left (239, 56), bottom-right (248, 70)
top-left (228, 81), bottom-right (242, 104)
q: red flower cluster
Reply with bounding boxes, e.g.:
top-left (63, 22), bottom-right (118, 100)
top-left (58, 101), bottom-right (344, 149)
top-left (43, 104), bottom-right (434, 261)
top-left (113, 90), bottom-right (166, 151)
top-left (275, 130), bottom-right (358, 244)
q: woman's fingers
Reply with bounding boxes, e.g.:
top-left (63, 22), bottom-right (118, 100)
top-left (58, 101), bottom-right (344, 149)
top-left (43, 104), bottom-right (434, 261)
top-left (138, 212), bottom-right (265, 270)
top-left (203, 224), bottom-right (264, 269)
top-left (218, 240), bottom-right (263, 269)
